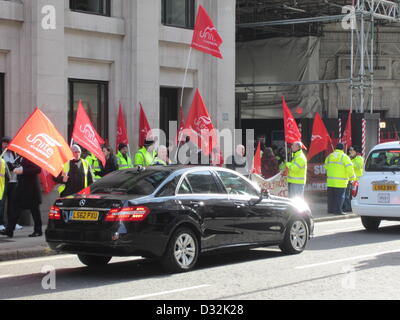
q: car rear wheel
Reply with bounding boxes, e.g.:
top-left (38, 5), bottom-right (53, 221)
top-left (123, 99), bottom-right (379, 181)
top-left (161, 228), bottom-right (199, 273)
top-left (361, 216), bottom-right (381, 231)
top-left (279, 218), bottom-right (308, 255)
top-left (77, 254), bottom-right (112, 268)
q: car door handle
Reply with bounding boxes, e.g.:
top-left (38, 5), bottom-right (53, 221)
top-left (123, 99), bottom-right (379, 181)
top-left (190, 201), bottom-right (204, 208)
top-left (234, 202), bottom-right (246, 209)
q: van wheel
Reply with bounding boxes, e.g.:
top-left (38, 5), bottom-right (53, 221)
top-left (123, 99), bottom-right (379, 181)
top-left (161, 228), bottom-right (199, 273)
top-left (279, 218), bottom-right (308, 254)
top-left (78, 254), bottom-right (112, 268)
top-left (361, 217), bottom-right (381, 231)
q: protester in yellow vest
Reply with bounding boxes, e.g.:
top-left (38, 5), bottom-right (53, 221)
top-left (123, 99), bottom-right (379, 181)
top-left (134, 139), bottom-right (156, 167)
top-left (286, 141), bottom-right (307, 198)
top-left (324, 143), bottom-right (356, 215)
top-left (0, 158), bottom-right (6, 204)
top-left (54, 145), bottom-right (94, 197)
top-left (85, 153), bottom-right (102, 181)
top-left (343, 146), bottom-right (364, 212)
top-left (117, 143), bottom-right (133, 170)
top-left (152, 145), bottom-right (171, 166)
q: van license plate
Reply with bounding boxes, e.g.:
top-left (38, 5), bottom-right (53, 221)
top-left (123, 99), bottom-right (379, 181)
top-left (377, 193), bottom-right (390, 204)
top-left (373, 185), bottom-right (397, 191)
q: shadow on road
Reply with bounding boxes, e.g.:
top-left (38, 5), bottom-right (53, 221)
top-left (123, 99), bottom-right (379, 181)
top-left (0, 248), bottom-right (283, 300)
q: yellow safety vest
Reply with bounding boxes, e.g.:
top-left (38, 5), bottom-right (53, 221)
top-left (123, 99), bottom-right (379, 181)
top-left (117, 151), bottom-right (133, 170)
top-left (134, 147), bottom-right (156, 167)
top-left (58, 159), bottom-right (90, 195)
top-left (86, 154), bottom-right (101, 181)
top-left (324, 150), bottom-right (356, 188)
top-left (0, 159), bottom-right (5, 200)
top-left (286, 150), bottom-right (307, 185)
top-left (352, 155), bottom-right (364, 181)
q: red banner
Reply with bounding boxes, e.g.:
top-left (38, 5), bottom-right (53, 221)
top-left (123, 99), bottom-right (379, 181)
top-left (8, 108), bottom-right (73, 177)
top-left (308, 112), bottom-right (333, 160)
top-left (282, 96), bottom-right (302, 144)
top-left (191, 5), bottom-right (223, 59)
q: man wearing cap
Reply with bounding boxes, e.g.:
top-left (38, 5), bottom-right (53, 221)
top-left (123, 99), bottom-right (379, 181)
top-left (324, 143), bottom-right (356, 215)
top-left (286, 141), bottom-right (308, 198)
top-left (54, 145), bottom-right (94, 197)
top-left (134, 139), bottom-right (156, 167)
top-left (117, 143), bottom-right (133, 170)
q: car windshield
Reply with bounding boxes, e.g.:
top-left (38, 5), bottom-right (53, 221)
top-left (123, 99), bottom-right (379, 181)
top-left (365, 149), bottom-right (400, 172)
top-left (90, 169), bottom-right (171, 195)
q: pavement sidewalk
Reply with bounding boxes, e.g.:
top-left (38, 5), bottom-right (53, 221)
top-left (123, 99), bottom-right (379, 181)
top-left (0, 196), bottom-right (358, 263)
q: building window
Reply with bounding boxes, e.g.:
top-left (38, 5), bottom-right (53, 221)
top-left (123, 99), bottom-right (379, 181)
top-left (0, 74), bottom-right (4, 139)
top-left (68, 79), bottom-right (109, 143)
top-left (70, 0), bottom-right (111, 16)
top-left (162, 0), bottom-right (195, 29)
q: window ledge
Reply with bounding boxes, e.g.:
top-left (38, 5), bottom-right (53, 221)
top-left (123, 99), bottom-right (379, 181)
top-left (65, 11), bottom-right (125, 36)
top-left (0, 0), bottom-right (24, 22)
top-left (159, 25), bottom-right (194, 45)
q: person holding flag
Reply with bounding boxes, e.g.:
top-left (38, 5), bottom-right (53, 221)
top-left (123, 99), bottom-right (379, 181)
top-left (134, 139), bottom-right (156, 167)
top-left (286, 141), bottom-right (307, 199)
top-left (54, 144), bottom-right (94, 197)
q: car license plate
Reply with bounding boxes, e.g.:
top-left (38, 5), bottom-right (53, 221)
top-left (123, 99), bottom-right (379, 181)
top-left (72, 211), bottom-right (99, 221)
top-left (373, 185), bottom-right (397, 192)
top-left (377, 193), bottom-right (390, 204)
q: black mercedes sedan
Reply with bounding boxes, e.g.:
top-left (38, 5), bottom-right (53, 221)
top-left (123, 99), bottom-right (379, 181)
top-left (46, 166), bottom-right (314, 273)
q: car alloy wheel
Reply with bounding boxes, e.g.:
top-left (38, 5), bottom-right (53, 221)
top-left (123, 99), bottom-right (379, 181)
top-left (174, 233), bottom-right (196, 268)
top-left (289, 221), bottom-right (307, 251)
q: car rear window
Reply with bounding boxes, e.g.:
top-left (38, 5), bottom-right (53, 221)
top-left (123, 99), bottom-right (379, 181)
top-left (365, 149), bottom-right (400, 172)
top-left (90, 170), bottom-right (171, 195)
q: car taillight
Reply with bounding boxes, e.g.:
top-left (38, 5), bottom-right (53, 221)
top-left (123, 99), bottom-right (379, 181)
top-left (78, 187), bottom-right (91, 195)
top-left (352, 181), bottom-right (359, 198)
top-left (105, 206), bottom-right (150, 222)
top-left (49, 205), bottom-right (61, 220)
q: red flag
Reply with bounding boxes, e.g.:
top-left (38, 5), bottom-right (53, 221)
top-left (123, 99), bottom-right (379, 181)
top-left (116, 103), bottom-right (129, 150)
top-left (8, 108), bottom-right (74, 177)
top-left (307, 113), bottom-right (333, 160)
top-left (39, 170), bottom-right (57, 194)
top-left (191, 5), bottom-right (223, 59)
top-left (139, 103), bottom-right (152, 147)
top-left (183, 89), bottom-right (217, 156)
top-left (72, 100), bottom-right (106, 166)
top-left (282, 96), bottom-right (302, 144)
top-left (251, 142), bottom-right (262, 175)
top-left (342, 110), bottom-right (352, 150)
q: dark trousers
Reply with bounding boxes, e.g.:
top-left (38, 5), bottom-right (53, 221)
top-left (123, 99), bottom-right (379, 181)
top-left (6, 204), bottom-right (42, 235)
top-left (342, 183), bottom-right (353, 212)
top-left (327, 187), bottom-right (346, 214)
top-left (0, 182), bottom-right (17, 225)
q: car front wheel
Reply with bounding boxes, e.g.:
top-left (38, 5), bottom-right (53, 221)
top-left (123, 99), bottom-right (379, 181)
top-left (361, 216), bottom-right (381, 231)
top-left (161, 228), bottom-right (199, 273)
top-left (77, 254), bottom-right (112, 268)
top-left (280, 218), bottom-right (309, 254)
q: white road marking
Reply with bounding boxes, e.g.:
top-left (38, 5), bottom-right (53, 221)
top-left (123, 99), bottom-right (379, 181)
top-left (119, 284), bottom-right (212, 300)
top-left (296, 249), bottom-right (400, 269)
top-left (0, 254), bottom-right (75, 267)
top-left (0, 274), bottom-right (13, 279)
top-left (316, 226), bottom-right (363, 235)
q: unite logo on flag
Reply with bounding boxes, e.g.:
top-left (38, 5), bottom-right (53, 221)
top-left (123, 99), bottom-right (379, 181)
top-left (199, 27), bottom-right (218, 45)
top-left (79, 124), bottom-right (100, 149)
top-left (26, 133), bottom-right (63, 159)
top-left (194, 116), bottom-right (212, 131)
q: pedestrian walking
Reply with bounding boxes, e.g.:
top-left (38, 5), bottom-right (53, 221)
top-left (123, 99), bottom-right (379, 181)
top-left (0, 137), bottom-right (22, 231)
top-left (99, 145), bottom-right (119, 177)
top-left (325, 143), bottom-right (356, 215)
top-left (343, 146), bottom-right (364, 212)
top-left (54, 145), bottom-right (94, 197)
top-left (0, 157), bottom-right (43, 238)
top-left (286, 141), bottom-right (307, 198)
top-left (116, 143), bottom-right (133, 170)
top-left (261, 147), bottom-right (279, 179)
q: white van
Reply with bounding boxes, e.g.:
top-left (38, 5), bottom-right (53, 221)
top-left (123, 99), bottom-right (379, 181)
top-left (352, 141), bottom-right (400, 231)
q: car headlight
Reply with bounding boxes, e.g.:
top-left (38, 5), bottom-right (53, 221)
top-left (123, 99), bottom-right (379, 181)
top-left (291, 197), bottom-right (311, 213)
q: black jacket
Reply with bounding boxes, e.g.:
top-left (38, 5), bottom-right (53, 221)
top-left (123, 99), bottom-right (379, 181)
top-left (15, 158), bottom-right (42, 209)
top-left (99, 155), bottom-right (119, 177)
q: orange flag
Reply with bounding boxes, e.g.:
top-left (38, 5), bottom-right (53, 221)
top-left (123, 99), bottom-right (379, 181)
top-left (251, 142), bottom-right (262, 175)
top-left (8, 108), bottom-right (73, 178)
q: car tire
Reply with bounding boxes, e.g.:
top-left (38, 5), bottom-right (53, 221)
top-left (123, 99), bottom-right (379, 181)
top-left (279, 218), bottom-right (309, 255)
top-left (161, 227), bottom-right (199, 273)
top-left (361, 216), bottom-right (381, 231)
top-left (77, 254), bottom-right (112, 268)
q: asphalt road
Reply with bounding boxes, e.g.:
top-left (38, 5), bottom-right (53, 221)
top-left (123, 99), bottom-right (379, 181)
top-left (1, 217), bottom-right (400, 301)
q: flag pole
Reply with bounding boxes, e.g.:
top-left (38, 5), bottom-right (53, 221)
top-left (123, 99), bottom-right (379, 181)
top-left (180, 47), bottom-right (193, 112)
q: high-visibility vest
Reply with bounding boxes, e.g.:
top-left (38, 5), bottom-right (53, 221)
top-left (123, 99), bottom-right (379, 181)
top-left (58, 159), bottom-right (90, 195)
top-left (86, 154), bottom-right (101, 180)
top-left (352, 155), bottom-right (364, 181)
top-left (116, 151), bottom-right (133, 170)
top-left (152, 157), bottom-right (167, 166)
top-left (134, 147), bottom-right (155, 167)
top-left (286, 150), bottom-right (307, 185)
top-left (324, 150), bottom-right (356, 188)
top-left (0, 159), bottom-right (5, 200)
